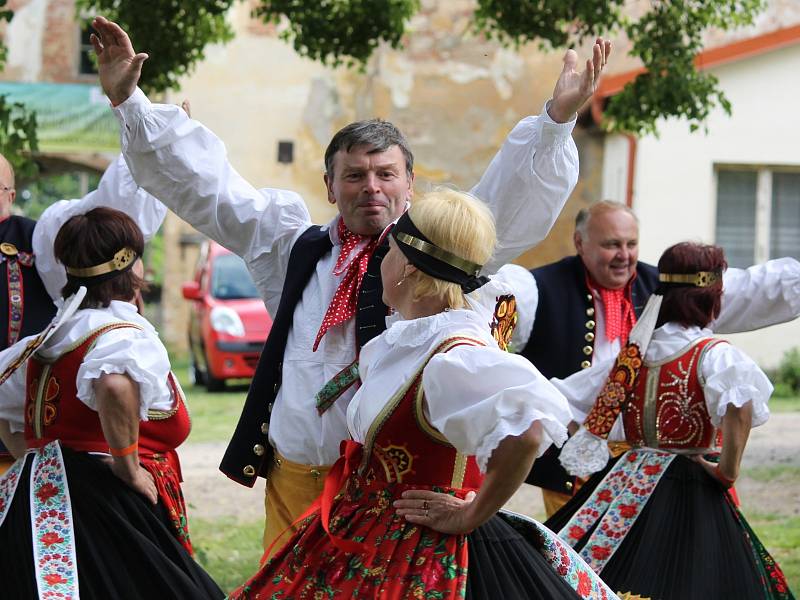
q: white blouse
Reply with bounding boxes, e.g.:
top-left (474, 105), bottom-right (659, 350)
top-left (0, 301), bottom-right (175, 434)
top-left (348, 308), bottom-right (571, 473)
top-left (32, 154), bottom-right (167, 302)
top-left (113, 87), bottom-right (580, 466)
top-left (551, 322), bottom-right (773, 441)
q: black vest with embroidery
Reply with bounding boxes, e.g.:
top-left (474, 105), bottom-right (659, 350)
top-left (520, 255), bottom-right (659, 494)
top-left (0, 216), bottom-right (55, 352)
top-left (219, 225), bottom-right (390, 486)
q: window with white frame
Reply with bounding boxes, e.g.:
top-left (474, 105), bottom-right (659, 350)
top-left (715, 168), bottom-right (800, 268)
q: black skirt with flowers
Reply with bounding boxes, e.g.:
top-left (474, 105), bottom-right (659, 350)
top-left (545, 453), bottom-right (795, 600)
top-left (0, 446), bottom-right (223, 599)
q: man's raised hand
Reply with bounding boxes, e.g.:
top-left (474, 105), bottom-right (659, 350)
top-left (90, 16), bottom-right (148, 106)
top-left (548, 38), bottom-right (612, 124)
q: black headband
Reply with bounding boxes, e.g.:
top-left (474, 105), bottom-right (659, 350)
top-left (391, 212), bottom-right (489, 293)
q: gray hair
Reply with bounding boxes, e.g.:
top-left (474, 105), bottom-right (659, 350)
top-left (324, 119), bottom-right (414, 180)
top-left (575, 200), bottom-right (638, 238)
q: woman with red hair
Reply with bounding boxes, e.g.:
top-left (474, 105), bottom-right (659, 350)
top-left (546, 242), bottom-right (793, 599)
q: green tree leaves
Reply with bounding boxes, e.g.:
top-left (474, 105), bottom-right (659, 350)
top-left (76, 0), bottom-right (236, 94)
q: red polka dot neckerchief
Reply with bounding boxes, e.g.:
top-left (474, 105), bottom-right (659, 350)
top-left (313, 218), bottom-right (381, 351)
top-left (586, 273), bottom-right (637, 345)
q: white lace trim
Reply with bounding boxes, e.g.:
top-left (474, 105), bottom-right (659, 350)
top-left (558, 427), bottom-right (611, 478)
top-left (383, 310), bottom-right (483, 348)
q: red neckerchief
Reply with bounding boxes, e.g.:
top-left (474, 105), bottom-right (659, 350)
top-left (313, 219), bottom-right (380, 351)
top-left (586, 272), bottom-right (637, 345)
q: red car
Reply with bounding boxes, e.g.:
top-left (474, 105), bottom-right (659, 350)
top-left (182, 241), bottom-right (272, 391)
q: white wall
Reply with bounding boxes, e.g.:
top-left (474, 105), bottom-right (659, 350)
top-left (605, 43), bottom-right (800, 367)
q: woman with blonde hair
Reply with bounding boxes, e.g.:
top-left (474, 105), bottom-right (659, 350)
top-left (229, 189), bottom-right (618, 599)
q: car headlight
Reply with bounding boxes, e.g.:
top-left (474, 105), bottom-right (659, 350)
top-left (210, 306), bottom-right (245, 337)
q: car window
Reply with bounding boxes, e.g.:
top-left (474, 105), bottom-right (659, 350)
top-left (211, 254), bottom-right (260, 300)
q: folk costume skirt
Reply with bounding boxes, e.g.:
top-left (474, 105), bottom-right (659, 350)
top-left (546, 451), bottom-right (794, 600)
top-left (0, 442), bottom-right (223, 599)
top-left (229, 474), bottom-right (618, 600)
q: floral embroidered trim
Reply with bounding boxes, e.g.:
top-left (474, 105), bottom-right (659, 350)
top-left (490, 294), bottom-right (518, 351)
top-left (584, 343), bottom-right (643, 439)
top-left (559, 449), bottom-right (675, 574)
top-left (6, 256), bottom-right (24, 346)
top-left (30, 441), bottom-right (79, 600)
top-left (0, 456), bottom-right (23, 527)
top-left (530, 514), bottom-right (618, 599)
top-left (315, 359), bottom-right (359, 415)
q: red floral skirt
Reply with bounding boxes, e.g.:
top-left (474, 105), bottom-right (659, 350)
top-left (230, 476), bottom-right (470, 599)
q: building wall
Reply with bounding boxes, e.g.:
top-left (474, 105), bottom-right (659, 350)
top-left (603, 43), bottom-right (800, 367)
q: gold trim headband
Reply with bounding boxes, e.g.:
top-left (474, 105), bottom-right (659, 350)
top-left (65, 247), bottom-right (137, 278)
top-left (394, 232), bottom-right (482, 277)
top-left (658, 271), bottom-right (721, 288)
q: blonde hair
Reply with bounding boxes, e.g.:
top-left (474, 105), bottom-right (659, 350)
top-left (405, 187), bottom-right (496, 309)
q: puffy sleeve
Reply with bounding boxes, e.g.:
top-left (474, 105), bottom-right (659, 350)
top-left (548, 356), bottom-right (616, 424)
top-left (421, 345), bottom-right (570, 472)
top-left (113, 88), bottom-right (312, 313)
top-left (32, 154), bottom-right (167, 301)
top-left (76, 326), bottom-right (172, 421)
top-left (471, 105), bottom-right (579, 272)
top-left (0, 335), bottom-right (35, 433)
top-left (700, 342), bottom-right (772, 428)
top-left (712, 258), bottom-right (800, 333)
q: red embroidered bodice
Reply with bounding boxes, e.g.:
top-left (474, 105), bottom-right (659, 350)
top-left (24, 322), bottom-right (191, 466)
top-left (357, 336), bottom-right (485, 491)
top-left (623, 337), bottom-right (725, 451)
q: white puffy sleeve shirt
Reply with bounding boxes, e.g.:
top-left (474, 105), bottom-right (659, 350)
top-left (0, 301), bottom-right (174, 433)
top-left (32, 154), bottom-right (167, 302)
top-left (348, 309), bottom-right (571, 473)
top-left (550, 322), bottom-right (773, 441)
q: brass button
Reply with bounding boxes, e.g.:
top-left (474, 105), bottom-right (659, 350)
top-left (275, 457), bottom-right (283, 467)
top-left (310, 469), bottom-right (321, 479)
top-left (586, 307), bottom-right (595, 316)
top-left (273, 383), bottom-right (279, 393)
top-left (583, 345), bottom-right (593, 355)
top-left (260, 422), bottom-right (269, 434)
top-left (253, 444), bottom-right (265, 456)
top-left (267, 402), bottom-right (273, 413)
top-left (243, 465), bottom-right (256, 477)
top-left (581, 360), bottom-right (591, 369)
top-left (0, 242), bottom-right (18, 256)
top-left (585, 332), bottom-right (595, 342)
top-left (585, 320), bottom-right (595, 330)
top-left (585, 294), bottom-right (592, 302)
top-left (565, 481), bottom-right (573, 491)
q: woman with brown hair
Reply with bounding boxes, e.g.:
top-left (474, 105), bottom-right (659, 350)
top-left (0, 207), bottom-right (222, 599)
top-left (547, 242), bottom-right (793, 599)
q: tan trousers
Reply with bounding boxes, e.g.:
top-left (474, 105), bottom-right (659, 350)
top-left (262, 451), bottom-right (331, 561)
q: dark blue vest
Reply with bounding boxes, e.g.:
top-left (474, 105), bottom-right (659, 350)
top-left (219, 226), bottom-right (389, 486)
top-left (520, 255), bottom-right (659, 493)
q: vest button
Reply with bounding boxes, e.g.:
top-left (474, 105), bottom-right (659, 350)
top-left (565, 481), bottom-right (573, 491)
top-left (273, 383), bottom-right (279, 393)
top-left (243, 465), bottom-right (256, 477)
top-left (581, 360), bottom-right (591, 369)
top-left (310, 469), bottom-right (321, 479)
top-left (585, 294), bottom-right (592, 302)
top-left (585, 320), bottom-right (595, 330)
top-left (583, 345), bottom-right (593, 355)
top-left (253, 444), bottom-right (265, 456)
top-left (261, 422), bottom-right (269, 434)
top-left (586, 307), bottom-right (595, 316)
top-left (585, 332), bottom-right (595, 342)
top-left (267, 402), bottom-right (274, 414)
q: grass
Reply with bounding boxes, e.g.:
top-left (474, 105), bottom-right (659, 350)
top-left (191, 517), bottom-right (264, 593)
top-left (770, 395), bottom-right (800, 413)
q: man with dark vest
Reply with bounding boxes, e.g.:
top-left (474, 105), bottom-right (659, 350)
top-left (92, 16), bottom-right (612, 552)
top-left (517, 200), bottom-right (800, 516)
